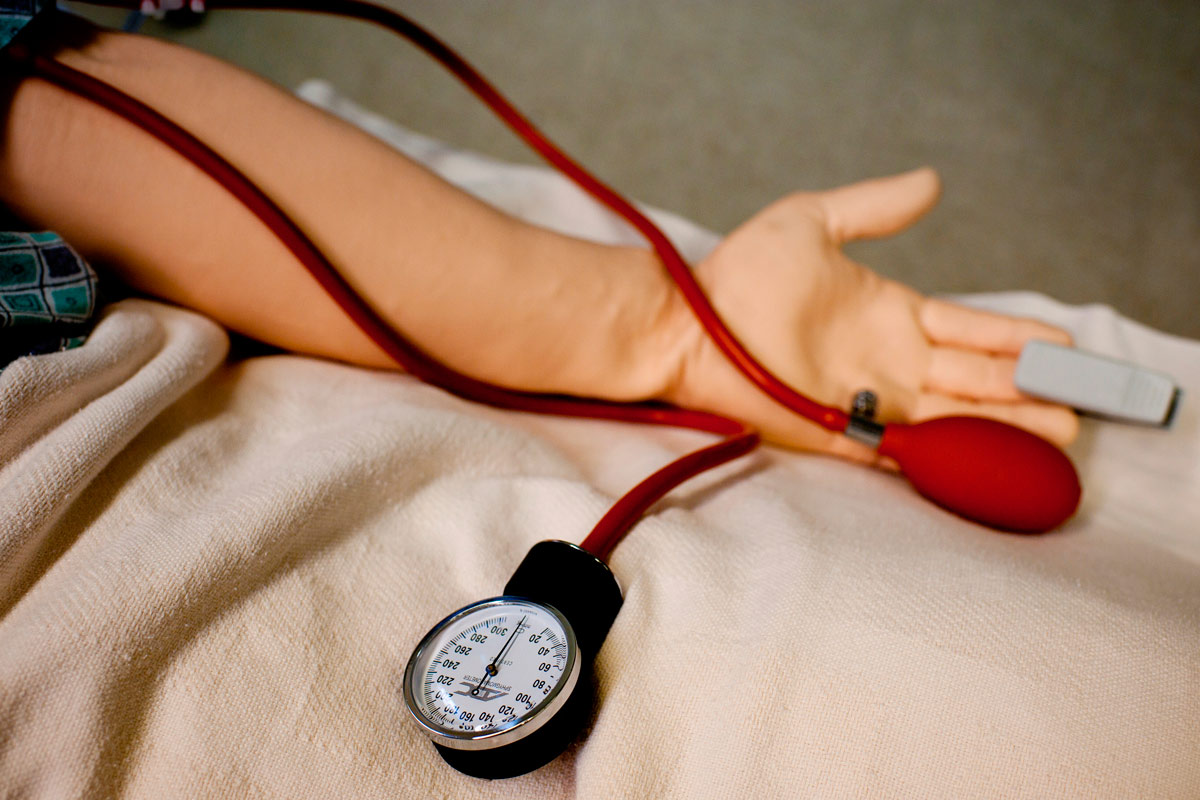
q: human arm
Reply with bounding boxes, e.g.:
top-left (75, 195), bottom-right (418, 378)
top-left (0, 18), bottom-right (680, 402)
top-left (0, 19), bottom-right (1076, 461)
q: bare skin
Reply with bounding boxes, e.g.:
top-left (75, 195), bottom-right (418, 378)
top-left (0, 19), bottom-right (1076, 463)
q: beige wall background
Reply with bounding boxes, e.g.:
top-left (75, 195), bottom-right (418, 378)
top-left (74, 1), bottom-right (1200, 339)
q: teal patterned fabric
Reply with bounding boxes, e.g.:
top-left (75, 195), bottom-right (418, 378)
top-left (1, 0), bottom-right (45, 52)
top-left (0, 232), bottom-right (100, 367)
top-left (0, 231), bottom-right (97, 326)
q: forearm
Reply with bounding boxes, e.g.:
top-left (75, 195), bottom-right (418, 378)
top-left (0, 19), bottom-right (684, 400)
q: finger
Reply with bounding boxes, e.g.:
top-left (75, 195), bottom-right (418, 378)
top-left (817, 166), bottom-right (941, 244)
top-left (925, 347), bottom-right (1022, 401)
top-left (913, 393), bottom-right (1080, 447)
top-left (919, 297), bottom-right (1074, 355)
top-left (824, 433), bottom-right (901, 471)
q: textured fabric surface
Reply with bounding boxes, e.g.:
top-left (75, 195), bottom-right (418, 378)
top-left (0, 86), bottom-right (1197, 798)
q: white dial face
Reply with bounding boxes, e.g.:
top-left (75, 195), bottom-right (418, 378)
top-left (404, 598), bottom-right (578, 749)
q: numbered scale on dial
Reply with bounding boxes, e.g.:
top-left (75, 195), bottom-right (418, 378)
top-left (404, 598), bottom-right (580, 745)
top-left (403, 540), bottom-right (624, 779)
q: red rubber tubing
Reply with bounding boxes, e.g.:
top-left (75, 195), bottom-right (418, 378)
top-left (92, 0), bottom-right (1079, 536)
top-left (9, 45), bottom-right (756, 560)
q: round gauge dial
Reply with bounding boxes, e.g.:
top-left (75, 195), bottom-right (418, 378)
top-left (403, 597), bottom-right (580, 751)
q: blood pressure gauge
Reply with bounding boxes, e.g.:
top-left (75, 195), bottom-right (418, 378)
top-left (403, 540), bottom-right (623, 779)
top-left (403, 598), bottom-right (585, 775)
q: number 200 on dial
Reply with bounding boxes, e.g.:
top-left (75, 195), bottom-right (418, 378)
top-left (403, 598), bottom-right (580, 750)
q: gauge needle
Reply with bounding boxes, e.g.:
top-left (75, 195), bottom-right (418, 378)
top-left (472, 615), bottom-right (526, 696)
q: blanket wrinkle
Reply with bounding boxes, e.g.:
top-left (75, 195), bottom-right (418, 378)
top-left (0, 300), bottom-right (227, 617)
top-left (0, 302), bottom-right (162, 468)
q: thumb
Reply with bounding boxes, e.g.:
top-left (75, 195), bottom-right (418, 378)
top-left (816, 167), bottom-right (942, 244)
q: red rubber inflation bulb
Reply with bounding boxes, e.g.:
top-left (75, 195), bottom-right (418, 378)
top-left (877, 416), bottom-right (1081, 532)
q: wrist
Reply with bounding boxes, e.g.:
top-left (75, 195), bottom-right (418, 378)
top-left (612, 247), bottom-right (699, 404)
top-left (511, 229), bottom-right (695, 403)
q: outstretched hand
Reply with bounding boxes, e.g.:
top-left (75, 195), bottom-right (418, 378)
top-left (662, 168), bottom-right (1078, 464)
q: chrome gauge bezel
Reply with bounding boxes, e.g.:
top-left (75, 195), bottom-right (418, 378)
top-left (403, 596), bottom-right (581, 752)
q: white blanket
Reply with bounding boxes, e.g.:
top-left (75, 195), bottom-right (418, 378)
top-left (1, 82), bottom-right (1196, 798)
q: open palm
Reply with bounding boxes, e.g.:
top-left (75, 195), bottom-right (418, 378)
top-left (664, 168), bottom-right (1078, 463)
